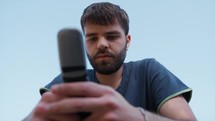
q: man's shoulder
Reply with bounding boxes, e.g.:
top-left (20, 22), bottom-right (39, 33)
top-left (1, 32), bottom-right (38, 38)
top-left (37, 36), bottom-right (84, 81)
top-left (125, 58), bottom-right (158, 67)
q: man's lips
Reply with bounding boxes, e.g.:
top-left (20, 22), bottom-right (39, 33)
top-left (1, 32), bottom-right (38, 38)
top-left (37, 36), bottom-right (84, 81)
top-left (96, 54), bottom-right (112, 59)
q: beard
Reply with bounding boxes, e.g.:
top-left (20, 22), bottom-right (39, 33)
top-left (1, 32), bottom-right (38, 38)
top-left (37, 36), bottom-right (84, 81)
top-left (87, 45), bottom-right (127, 75)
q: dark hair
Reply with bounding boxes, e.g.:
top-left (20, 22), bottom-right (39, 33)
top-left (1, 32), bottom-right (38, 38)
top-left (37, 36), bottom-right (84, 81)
top-left (80, 2), bottom-right (129, 35)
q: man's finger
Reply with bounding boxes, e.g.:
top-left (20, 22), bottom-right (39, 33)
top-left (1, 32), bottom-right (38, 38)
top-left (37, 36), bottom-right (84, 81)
top-left (50, 82), bottom-right (114, 97)
top-left (41, 91), bottom-right (63, 103)
top-left (35, 102), bottom-right (80, 121)
top-left (44, 95), bottom-right (116, 114)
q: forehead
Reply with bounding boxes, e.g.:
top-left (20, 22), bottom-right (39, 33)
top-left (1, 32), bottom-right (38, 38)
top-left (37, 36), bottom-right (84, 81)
top-left (83, 22), bottom-right (124, 36)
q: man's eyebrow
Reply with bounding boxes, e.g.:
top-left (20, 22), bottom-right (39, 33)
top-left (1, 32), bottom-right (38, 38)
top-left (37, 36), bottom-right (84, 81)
top-left (85, 31), bottom-right (120, 37)
top-left (106, 31), bottom-right (121, 35)
top-left (85, 33), bottom-right (97, 37)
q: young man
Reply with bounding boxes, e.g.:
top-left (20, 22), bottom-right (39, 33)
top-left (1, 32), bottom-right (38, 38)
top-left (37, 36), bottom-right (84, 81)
top-left (24, 2), bottom-right (197, 121)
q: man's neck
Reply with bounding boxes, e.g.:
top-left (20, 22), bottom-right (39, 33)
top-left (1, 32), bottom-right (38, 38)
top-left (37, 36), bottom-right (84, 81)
top-left (96, 66), bottom-right (123, 89)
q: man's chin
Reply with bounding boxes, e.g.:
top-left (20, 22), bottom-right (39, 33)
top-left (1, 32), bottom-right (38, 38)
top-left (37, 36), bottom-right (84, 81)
top-left (96, 69), bottom-right (116, 75)
top-left (94, 64), bottom-right (121, 75)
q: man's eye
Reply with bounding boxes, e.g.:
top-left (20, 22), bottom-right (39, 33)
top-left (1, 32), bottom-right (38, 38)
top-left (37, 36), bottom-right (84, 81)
top-left (87, 37), bottom-right (97, 42)
top-left (106, 35), bottom-right (118, 41)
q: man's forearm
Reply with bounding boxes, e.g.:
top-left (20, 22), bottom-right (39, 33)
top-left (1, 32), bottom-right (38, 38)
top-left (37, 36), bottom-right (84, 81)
top-left (139, 109), bottom-right (196, 121)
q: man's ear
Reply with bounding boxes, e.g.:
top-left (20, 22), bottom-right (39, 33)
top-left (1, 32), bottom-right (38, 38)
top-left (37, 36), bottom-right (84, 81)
top-left (126, 34), bottom-right (131, 50)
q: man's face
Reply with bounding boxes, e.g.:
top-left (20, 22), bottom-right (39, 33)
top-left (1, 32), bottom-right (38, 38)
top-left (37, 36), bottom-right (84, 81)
top-left (84, 23), bottom-right (130, 75)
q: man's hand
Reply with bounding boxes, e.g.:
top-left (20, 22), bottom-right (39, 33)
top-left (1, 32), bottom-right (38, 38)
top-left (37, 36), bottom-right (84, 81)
top-left (32, 82), bottom-right (144, 121)
top-left (23, 90), bottom-right (81, 121)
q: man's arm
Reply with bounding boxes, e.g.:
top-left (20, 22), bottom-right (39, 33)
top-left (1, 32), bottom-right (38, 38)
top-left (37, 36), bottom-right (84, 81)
top-left (137, 95), bottom-right (197, 121)
top-left (23, 82), bottom-right (197, 121)
top-left (158, 95), bottom-right (197, 121)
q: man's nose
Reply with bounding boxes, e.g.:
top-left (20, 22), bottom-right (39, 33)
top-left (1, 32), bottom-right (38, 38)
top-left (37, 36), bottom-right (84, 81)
top-left (97, 37), bottom-right (109, 50)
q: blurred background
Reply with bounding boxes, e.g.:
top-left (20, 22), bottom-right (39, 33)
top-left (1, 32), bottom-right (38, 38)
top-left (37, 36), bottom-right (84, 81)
top-left (0, 0), bottom-right (214, 120)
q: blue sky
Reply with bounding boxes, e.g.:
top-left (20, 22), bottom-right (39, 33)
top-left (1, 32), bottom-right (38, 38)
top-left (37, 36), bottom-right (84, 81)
top-left (0, 0), bottom-right (214, 120)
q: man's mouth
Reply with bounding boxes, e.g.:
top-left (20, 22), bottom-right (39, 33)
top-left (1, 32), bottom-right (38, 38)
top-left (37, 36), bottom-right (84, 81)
top-left (96, 54), bottom-right (112, 59)
top-left (97, 55), bottom-right (110, 58)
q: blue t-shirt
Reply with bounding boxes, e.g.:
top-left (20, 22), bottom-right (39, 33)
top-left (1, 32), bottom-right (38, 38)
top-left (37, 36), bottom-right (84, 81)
top-left (41, 58), bottom-right (192, 113)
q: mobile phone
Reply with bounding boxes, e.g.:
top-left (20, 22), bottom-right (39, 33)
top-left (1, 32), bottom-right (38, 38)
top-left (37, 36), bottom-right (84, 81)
top-left (58, 28), bottom-right (90, 119)
top-left (39, 87), bottom-right (50, 95)
top-left (58, 28), bottom-right (88, 82)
